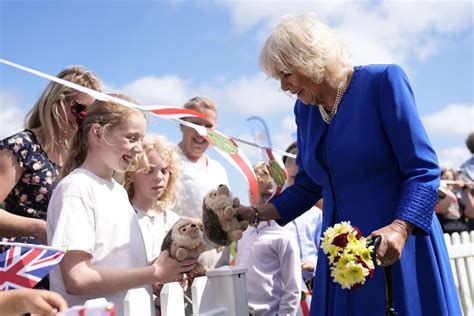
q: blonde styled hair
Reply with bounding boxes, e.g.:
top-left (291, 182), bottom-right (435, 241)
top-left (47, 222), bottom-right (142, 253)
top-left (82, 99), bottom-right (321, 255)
top-left (60, 95), bottom-right (145, 178)
top-left (259, 14), bottom-right (353, 89)
top-left (123, 135), bottom-right (181, 209)
top-left (183, 96), bottom-right (217, 112)
top-left (25, 66), bottom-right (103, 154)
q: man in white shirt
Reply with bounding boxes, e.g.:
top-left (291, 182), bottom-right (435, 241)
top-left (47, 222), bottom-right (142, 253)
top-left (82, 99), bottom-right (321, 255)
top-left (173, 97), bottom-right (229, 269)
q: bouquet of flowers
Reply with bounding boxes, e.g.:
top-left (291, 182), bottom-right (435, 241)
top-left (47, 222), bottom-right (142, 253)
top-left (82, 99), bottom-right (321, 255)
top-left (320, 221), bottom-right (376, 289)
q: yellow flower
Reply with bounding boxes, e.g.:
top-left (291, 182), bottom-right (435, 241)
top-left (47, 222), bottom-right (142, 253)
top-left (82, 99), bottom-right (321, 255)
top-left (324, 221), bottom-right (376, 289)
top-left (344, 262), bottom-right (369, 285)
top-left (331, 266), bottom-right (353, 289)
top-left (335, 252), bottom-right (356, 269)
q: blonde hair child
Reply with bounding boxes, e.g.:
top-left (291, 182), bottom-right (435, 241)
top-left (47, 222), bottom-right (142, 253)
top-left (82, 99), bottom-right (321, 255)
top-left (123, 135), bottom-right (182, 262)
top-left (47, 97), bottom-right (195, 315)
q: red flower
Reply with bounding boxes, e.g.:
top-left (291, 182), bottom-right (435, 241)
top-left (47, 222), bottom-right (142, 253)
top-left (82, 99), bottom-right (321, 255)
top-left (352, 226), bottom-right (362, 239)
top-left (332, 233), bottom-right (349, 247)
top-left (357, 256), bottom-right (375, 279)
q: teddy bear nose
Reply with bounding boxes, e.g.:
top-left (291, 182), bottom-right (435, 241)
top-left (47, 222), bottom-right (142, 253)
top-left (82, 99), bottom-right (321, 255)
top-left (218, 184), bottom-right (225, 188)
top-left (191, 224), bottom-right (196, 228)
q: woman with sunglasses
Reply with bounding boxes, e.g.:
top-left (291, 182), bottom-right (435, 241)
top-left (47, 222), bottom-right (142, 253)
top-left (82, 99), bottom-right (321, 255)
top-left (0, 66), bottom-right (102, 257)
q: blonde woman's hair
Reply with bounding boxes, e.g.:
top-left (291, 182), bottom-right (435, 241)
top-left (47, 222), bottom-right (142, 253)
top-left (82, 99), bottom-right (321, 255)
top-left (122, 135), bottom-right (181, 209)
top-left (60, 95), bottom-right (145, 178)
top-left (25, 66), bottom-right (103, 154)
top-left (259, 14), bottom-right (353, 89)
top-left (183, 96), bottom-right (217, 112)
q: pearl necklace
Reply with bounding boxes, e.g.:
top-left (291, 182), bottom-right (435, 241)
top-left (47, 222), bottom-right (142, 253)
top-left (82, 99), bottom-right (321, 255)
top-left (318, 81), bottom-right (347, 124)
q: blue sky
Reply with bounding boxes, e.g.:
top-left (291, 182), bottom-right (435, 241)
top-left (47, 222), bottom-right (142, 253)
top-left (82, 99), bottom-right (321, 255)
top-left (1, 0), bottom-right (473, 204)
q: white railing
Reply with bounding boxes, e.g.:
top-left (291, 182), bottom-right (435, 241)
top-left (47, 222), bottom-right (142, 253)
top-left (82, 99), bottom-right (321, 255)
top-left (444, 231), bottom-right (474, 316)
top-left (161, 265), bottom-right (248, 316)
top-left (61, 266), bottom-right (247, 316)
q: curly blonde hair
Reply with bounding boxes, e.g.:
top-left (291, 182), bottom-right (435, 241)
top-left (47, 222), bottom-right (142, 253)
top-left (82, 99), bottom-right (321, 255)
top-left (259, 14), bottom-right (353, 89)
top-left (123, 135), bottom-right (181, 209)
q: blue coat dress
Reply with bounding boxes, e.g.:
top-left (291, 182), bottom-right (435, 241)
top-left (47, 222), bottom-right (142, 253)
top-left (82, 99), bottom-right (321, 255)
top-left (271, 64), bottom-right (461, 315)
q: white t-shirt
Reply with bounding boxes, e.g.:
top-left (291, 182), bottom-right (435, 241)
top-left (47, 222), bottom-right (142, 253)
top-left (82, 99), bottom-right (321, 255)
top-left (133, 205), bottom-right (181, 263)
top-left (235, 221), bottom-right (302, 316)
top-left (173, 149), bottom-right (229, 219)
top-left (47, 168), bottom-right (152, 316)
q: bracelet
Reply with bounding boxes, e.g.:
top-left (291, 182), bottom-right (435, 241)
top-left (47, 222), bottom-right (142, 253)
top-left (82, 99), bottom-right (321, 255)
top-left (250, 206), bottom-right (264, 228)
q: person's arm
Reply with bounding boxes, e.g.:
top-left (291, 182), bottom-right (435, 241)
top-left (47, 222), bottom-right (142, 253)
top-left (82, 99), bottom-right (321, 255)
top-left (59, 250), bottom-right (195, 295)
top-left (435, 195), bottom-right (452, 215)
top-left (462, 182), bottom-right (474, 219)
top-left (277, 235), bottom-right (302, 315)
top-left (370, 64), bottom-right (440, 266)
top-left (0, 288), bottom-right (67, 315)
top-left (0, 210), bottom-right (47, 243)
top-left (0, 149), bottom-right (47, 243)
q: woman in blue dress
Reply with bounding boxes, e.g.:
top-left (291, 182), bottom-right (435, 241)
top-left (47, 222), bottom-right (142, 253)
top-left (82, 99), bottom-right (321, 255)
top-left (235, 15), bottom-right (461, 315)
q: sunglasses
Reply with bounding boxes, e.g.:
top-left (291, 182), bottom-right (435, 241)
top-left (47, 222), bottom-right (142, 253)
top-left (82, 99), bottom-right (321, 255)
top-left (71, 100), bottom-right (87, 115)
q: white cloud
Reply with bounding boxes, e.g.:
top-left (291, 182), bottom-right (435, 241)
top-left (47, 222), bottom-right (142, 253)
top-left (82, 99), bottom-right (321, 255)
top-left (0, 90), bottom-right (25, 139)
top-left (272, 115), bottom-right (296, 152)
top-left (436, 145), bottom-right (470, 169)
top-left (107, 75), bottom-right (193, 106)
top-left (210, 73), bottom-right (294, 116)
top-left (113, 72), bottom-right (293, 116)
top-left (423, 104), bottom-right (474, 136)
top-left (216, 0), bottom-right (473, 67)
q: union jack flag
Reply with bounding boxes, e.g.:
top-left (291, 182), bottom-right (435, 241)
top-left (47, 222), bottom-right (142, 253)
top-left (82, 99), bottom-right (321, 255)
top-left (0, 242), bottom-right (65, 290)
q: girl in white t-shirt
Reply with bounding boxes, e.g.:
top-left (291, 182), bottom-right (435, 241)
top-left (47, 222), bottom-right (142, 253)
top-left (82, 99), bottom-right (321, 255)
top-left (122, 135), bottom-right (182, 263)
top-left (47, 97), bottom-right (195, 315)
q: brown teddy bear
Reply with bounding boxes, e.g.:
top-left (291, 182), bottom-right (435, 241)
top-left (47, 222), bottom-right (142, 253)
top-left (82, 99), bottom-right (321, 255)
top-left (202, 184), bottom-right (249, 246)
top-left (161, 218), bottom-right (207, 262)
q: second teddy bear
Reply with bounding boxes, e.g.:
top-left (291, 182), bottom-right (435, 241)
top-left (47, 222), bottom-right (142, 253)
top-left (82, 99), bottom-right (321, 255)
top-left (202, 184), bottom-right (249, 246)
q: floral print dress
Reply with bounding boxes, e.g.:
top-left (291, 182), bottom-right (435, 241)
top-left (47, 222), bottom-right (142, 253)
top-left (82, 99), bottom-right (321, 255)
top-left (0, 130), bottom-right (60, 243)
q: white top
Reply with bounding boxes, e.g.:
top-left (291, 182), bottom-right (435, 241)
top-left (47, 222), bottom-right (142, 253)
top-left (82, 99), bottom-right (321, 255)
top-left (173, 149), bottom-right (229, 219)
top-left (47, 168), bottom-right (152, 316)
top-left (235, 221), bottom-right (302, 316)
top-left (133, 205), bottom-right (181, 263)
top-left (284, 206), bottom-right (323, 282)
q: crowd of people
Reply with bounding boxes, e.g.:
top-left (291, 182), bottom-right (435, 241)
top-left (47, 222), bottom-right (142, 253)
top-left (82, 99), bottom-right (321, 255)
top-left (0, 14), bottom-right (471, 316)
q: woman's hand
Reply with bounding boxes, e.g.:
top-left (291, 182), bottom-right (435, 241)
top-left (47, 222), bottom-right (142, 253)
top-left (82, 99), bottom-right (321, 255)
top-left (233, 205), bottom-right (256, 224)
top-left (151, 250), bottom-right (196, 284)
top-left (33, 219), bottom-right (48, 244)
top-left (369, 219), bottom-right (414, 267)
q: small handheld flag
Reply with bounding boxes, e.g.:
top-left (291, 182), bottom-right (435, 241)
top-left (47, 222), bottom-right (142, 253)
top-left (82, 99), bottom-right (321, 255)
top-left (0, 242), bottom-right (66, 290)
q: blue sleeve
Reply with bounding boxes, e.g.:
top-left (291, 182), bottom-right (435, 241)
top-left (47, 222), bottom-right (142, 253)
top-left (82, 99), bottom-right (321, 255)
top-left (271, 104), bottom-right (323, 225)
top-left (379, 64), bottom-right (440, 234)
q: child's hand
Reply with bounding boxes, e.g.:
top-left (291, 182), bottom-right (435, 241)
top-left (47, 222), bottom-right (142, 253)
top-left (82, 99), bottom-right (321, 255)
top-left (0, 288), bottom-right (67, 315)
top-left (301, 259), bottom-right (315, 272)
top-left (151, 250), bottom-right (196, 283)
